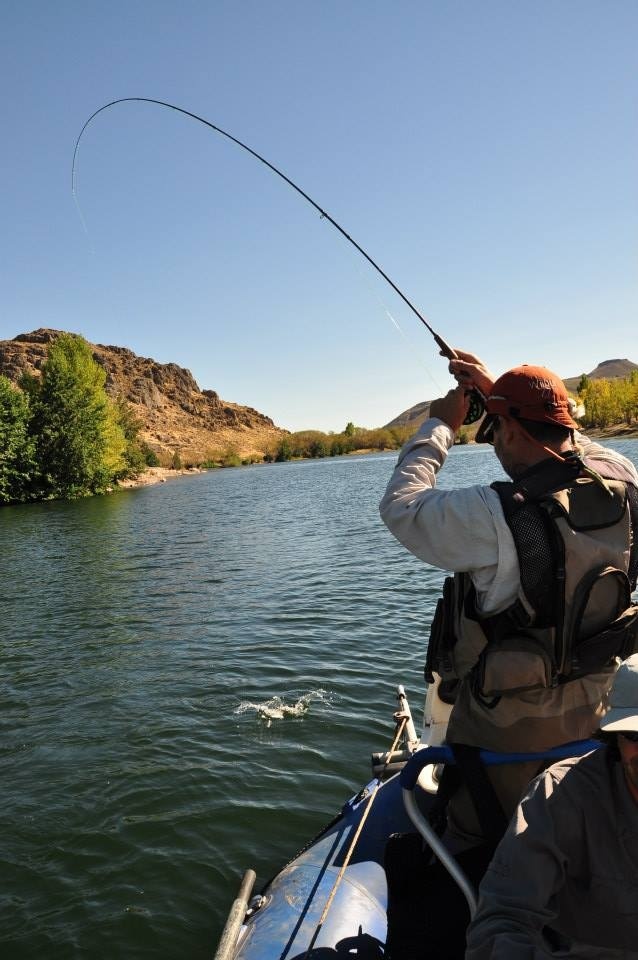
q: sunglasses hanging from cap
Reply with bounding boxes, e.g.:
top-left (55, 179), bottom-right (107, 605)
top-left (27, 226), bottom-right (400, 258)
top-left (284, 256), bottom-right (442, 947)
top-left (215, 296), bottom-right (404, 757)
top-left (73, 98), bottom-right (485, 425)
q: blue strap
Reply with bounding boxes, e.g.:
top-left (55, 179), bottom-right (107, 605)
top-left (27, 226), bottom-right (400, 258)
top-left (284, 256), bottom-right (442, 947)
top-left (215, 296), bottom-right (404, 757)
top-left (400, 739), bottom-right (601, 791)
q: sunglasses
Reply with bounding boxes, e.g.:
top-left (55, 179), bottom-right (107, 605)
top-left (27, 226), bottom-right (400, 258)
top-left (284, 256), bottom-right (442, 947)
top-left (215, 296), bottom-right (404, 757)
top-left (619, 731), bottom-right (638, 743)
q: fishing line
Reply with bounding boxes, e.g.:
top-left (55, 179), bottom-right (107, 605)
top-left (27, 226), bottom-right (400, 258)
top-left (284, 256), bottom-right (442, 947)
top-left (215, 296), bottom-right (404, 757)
top-left (72, 188), bottom-right (92, 241)
top-left (329, 227), bottom-right (446, 395)
top-left (72, 97), bottom-right (482, 420)
top-left (329, 226), bottom-right (410, 340)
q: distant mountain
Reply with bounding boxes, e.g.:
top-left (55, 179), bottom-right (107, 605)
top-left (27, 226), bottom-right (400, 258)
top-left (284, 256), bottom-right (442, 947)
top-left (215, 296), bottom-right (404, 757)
top-left (384, 400), bottom-right (432, 430)
top-left (385, 358), bottom-right (638, 432)
top-left (562, 358), bottom-right (638, 393)
top-left (0, 329), bottom-right (285, 462)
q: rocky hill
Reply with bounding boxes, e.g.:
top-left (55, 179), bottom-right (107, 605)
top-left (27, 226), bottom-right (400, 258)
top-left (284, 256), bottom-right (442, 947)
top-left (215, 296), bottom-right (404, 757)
top-left (0, 329), bottom-right (285, 463)
top-left (562, 358), bottom-right (638, 393)
top-left (386, 358), bottom-right (638, 433)
top-left (384, 400), bottom-right (432, 430)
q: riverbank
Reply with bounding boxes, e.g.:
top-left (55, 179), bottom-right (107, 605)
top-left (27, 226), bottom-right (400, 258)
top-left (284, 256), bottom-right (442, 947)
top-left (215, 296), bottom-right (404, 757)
top-left (586, 424), bottom-right (638, 440)
top-left (117, 426), bottom-right (638, 491)
top-left (116, 466), bottom-right (205, 489)
top-left (114, 450), bottom-right (386, 491)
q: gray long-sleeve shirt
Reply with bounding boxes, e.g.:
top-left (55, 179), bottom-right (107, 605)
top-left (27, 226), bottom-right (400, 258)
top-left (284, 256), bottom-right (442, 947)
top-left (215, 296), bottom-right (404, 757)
top-left (379, 420), bottom-right (638, 616)
top-left (466, 747), bottom-right (638, 959)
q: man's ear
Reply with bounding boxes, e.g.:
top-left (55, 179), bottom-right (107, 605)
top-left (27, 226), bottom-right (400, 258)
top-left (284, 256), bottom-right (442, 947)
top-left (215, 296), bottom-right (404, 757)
top-left (500, 416), bottom-right (518, 445)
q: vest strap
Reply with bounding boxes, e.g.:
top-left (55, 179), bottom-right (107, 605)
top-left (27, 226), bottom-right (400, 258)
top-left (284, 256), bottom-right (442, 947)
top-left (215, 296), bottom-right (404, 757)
top-left (501, 453), bottom-right (582, 504)
top-left (449, 743), bottom-right (508, 844)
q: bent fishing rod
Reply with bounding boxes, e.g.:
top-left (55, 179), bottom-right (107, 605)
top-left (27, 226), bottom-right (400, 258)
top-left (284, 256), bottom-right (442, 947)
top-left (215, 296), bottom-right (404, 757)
top-left (72, 97), bottom-right (484, 423)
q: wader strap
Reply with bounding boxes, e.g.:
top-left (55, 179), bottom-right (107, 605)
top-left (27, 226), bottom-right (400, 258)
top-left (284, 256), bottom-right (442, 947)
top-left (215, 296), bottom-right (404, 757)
top-left (450, 743), bottom-right (509, 845)
top-left (427, 763), bottom-right (463, 836)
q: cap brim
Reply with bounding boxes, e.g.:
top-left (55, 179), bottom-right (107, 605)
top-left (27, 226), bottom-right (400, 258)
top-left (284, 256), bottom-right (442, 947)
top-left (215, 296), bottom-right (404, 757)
top-left (599, 709), bottom-right (638, 733)
top-left (475, 413), bottom-right (497, 444)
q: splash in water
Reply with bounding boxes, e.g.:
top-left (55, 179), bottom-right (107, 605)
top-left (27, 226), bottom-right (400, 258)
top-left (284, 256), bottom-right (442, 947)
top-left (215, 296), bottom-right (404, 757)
top-left (235, 690), bottom-right (331, 726)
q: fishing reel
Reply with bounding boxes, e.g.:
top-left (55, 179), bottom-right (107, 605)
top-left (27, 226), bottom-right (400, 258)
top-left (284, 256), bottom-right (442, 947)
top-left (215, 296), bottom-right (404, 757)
top-left (433, 335), bottom-right (486, 426)
top-left (463, 389), bottom-right (485, 425)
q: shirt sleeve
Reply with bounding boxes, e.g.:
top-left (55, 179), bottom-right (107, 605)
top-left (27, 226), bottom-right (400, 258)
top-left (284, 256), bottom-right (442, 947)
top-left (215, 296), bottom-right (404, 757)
top-left (378, 418), bottom-right (503, 575)
top-left (465, 770), bottom-right (573, 960)
top-left (576, 432), bottom-right (638, 485)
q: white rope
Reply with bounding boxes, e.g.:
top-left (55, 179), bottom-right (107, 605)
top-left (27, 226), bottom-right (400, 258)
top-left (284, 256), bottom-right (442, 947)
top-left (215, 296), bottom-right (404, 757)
top-left (303, 716), bottom-right (408, 956)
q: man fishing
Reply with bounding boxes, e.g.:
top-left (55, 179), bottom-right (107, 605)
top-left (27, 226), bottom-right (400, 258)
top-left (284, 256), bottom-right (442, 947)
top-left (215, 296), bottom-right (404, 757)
top-left (465, 653), bottom-right (638, 959)
top-left (379, 349), bottom-right (638, 845)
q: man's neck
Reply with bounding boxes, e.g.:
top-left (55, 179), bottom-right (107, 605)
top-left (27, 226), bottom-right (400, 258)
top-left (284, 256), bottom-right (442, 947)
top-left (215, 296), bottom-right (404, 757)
top-left (508, 451), bottom-right (577, 485)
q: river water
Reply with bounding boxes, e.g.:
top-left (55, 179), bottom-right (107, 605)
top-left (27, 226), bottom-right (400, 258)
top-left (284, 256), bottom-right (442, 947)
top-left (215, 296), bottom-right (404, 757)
top-left (2, 440), bottom-right (637, 958)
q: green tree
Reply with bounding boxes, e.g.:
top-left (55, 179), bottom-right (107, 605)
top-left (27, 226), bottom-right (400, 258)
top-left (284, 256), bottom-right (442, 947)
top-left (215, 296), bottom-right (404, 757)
top-left (616, 379), bottom-right (636, 426)
top-left (389, 425), bottom-right (413, 447)
top-left (143, 445), bottom-right (160, 467)
top-left (0, 376), bottom-right (35, 503)
top-left (112, 396), bottom-right (146, 474)
top-left (344, 421), bottom-right (355, 437)
top-left (29, 334), bottom-right (126, 498)
top-left (580, 378), bottom-right (620, 429)
top-left (308, 437), bottom-right (329, 458)
top-left (577, 374), bottom-right (590, 395)
top-left (365, 427), bottom-right (394, 450)
top-left (275, 437), bottom-right (293, 462)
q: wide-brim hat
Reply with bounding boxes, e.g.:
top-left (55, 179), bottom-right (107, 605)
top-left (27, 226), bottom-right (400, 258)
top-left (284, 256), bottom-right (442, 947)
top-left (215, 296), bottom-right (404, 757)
top-left (599, 654), bottom-right (638, 733)
top-left (475, 364), bottom-right (578, 444)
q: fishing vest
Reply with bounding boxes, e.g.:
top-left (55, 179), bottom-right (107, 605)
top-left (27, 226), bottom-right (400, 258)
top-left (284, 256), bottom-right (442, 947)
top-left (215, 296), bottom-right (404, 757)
top-left (425, 457), bottom-right (638, 700)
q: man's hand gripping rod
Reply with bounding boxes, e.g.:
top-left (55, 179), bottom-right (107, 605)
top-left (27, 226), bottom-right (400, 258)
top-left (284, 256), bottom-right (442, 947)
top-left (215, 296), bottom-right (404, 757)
top-left (433, 333), bottom-right (486, 425)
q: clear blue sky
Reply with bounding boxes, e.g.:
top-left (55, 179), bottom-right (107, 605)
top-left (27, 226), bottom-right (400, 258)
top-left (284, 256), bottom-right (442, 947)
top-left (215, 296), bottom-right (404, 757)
top-left (2, 1), bottom-right (636, 431)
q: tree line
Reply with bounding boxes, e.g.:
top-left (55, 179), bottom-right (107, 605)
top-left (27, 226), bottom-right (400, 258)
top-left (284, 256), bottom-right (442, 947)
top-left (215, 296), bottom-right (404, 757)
top-left (263, 369), bottom-right (638, 465)
top-left (263, 421), bottom-right (420, 462)
top-left (0, 334), bottom-right (154, 504)
top-left (6, 334), bottom-right (633, 505)
top-left (577, 371), bottom-right (638, 430)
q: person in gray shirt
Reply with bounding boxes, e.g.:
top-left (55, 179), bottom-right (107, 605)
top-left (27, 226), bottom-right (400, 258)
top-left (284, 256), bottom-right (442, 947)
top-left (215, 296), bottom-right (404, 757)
top-left (466, 653), bottom-right (638, 959)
